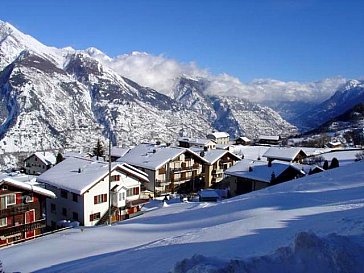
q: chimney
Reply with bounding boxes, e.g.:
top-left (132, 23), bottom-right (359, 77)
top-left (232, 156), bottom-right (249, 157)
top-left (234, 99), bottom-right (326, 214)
top-left (78, 168), bottom-right (82, 173)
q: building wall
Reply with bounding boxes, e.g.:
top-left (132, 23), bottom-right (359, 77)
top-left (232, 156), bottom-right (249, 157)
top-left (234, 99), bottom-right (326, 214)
top-left (46, 169), bottom-right (142, 227)
top-left (45, 185), bottom-right (84, 227)
top-left (24, 155), bottom-right (51, 175)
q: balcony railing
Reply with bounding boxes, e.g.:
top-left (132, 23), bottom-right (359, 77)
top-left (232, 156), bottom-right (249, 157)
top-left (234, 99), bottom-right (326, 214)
top-left (0, 219), bottom-right (46, 237)
top-left (0, 204), bottom-right (32, 218)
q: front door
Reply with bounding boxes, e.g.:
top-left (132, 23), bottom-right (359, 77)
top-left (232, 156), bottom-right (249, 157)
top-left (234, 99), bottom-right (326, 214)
top-left (25, 209), bottom-right (35, 239)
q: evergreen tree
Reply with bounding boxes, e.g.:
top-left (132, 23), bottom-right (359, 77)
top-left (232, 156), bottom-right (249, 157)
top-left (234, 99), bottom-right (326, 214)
top-left (93, 139), bottom-right (105, 160)
top-left (322, 160), bottom-right (329, 170)
top-left (56, 152), bottom-right (64, 164)
top-left (329, 157), bottom-right (339, 169)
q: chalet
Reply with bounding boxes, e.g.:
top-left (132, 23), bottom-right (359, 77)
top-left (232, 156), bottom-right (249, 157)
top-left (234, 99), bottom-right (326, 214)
top-left (178, 137), bottom-right (216, 150)
top-left (118, 143), bottom-right (209, 194)
top-left (257, 135), bottom-right (280, 145)
top-left (37, 156), bottom-right (149, 227)
top-left (199, 149), bottom-right (241, 188)
top-left (0, 175), bottom-right (56, 247)
top-left (24, 152), bottom-right (56, 175)
top-left (223, 159), bottom-right (306, 196)
top-left (206, 132), bottom-right (230, 145)
top-left (235, 137), bottom-right (251, 146)
top-left (263, 147), bottom-right (307, 164)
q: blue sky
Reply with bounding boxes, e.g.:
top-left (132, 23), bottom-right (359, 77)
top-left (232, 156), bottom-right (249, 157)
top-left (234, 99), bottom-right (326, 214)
top-left (1, 0), bottom-right (363, 82)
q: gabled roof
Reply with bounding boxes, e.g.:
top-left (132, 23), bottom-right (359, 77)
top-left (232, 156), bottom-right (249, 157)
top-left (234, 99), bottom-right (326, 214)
top-left (37, 157), bottom-right (148, 195)
top-left (118, 143), bottom-right (209, 170)
top-left (0, 177), bottom-right (56, 199)
top-left (225, 159), bottom-right (305, 183)
top-left (201, 149), bottom-right (241, 165)
top-left (25, 152), bottom-right (56, 165)
top-left (207, 132), bottom-right (230, 139)
top-left (178, 137), bottom-right (216, 146)
top-left (263, 147), bottom-right (307, 162)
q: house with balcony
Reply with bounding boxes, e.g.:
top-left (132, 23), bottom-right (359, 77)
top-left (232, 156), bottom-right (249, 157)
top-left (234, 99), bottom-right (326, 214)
top-left (206, 132), bottom-right (230, 145)
top-left (24, 152), bottom-right (56, 175)
top-left (199, 149), bottom-right (241, 188)
top-left (118, 143), bottom-right (209, 194)
top-left (0, 175), bottom-right (56, 247)
top-left (37, 156), bottom-right (149, 227)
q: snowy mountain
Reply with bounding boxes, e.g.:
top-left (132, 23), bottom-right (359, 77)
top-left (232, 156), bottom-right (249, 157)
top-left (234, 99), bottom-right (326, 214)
top-left (172, 77), bottom-right (298, 138)
top-left (296, 80), bottom-right (364, 131)
top-left (1, 159), bottom-right (364, 272)
top-left (0, 20), bottom-right (298, 169)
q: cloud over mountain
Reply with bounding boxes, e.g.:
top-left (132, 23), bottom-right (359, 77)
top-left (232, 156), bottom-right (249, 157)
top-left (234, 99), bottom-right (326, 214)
top-left (88, 49), bottom-right (347, 103)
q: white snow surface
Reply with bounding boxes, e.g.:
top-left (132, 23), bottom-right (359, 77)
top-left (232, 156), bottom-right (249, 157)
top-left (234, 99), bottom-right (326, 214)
top-left (1, 160), bottom-right (364, 272)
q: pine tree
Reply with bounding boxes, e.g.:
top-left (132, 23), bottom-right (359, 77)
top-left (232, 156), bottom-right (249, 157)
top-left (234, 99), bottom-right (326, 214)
top-left (329, 157), bottom-right (339, 169)
top-left (322, 160), bottom-right (329, 170)
top-left (93, 139), bottom-right (105, 160)
top-left (56, 152), bottom-right (64, 164)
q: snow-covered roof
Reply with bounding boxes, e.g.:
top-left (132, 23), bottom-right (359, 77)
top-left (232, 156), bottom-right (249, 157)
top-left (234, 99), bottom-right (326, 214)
top-left (110, 147), bottom-right (130, 158)
top-left (178, 137), bottom-right (215, 146)
top-left (25, 152), bottom-right (56, 165)
top-left (0, 177), bottom-right (56, 199)
top-left (201, 149), bottom-right (240, 164)
top-left (207, 132), bottom-right (230, 139)
top-left (118, 143), bottom-right (209, 170)
top-left (263, 147), bottom-right (307, 161)
top-left (258, 135), bottom-right (280, 141)
top-left (225, 159), bottom-right (304, 183)
top-left (37, 157), bottom-right (148, 195)
top-left (236, 136), bottom-right (251, 142)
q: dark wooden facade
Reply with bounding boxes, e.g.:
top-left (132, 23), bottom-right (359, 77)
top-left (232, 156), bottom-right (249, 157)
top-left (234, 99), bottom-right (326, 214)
top-left (0, 185), bottom-right (47, 247)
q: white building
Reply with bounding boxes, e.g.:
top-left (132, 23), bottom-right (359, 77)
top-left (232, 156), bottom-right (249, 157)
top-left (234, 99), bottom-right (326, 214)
top-left (206, 132), bottom-right (230, 145)
top-left (24, 152), bottom-right (56, 175)
top-left (37, 156), bottom-right (149, 227)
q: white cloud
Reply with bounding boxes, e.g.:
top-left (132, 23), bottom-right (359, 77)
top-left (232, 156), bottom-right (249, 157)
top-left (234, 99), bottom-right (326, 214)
top-left (88, 49), bottom-right (347, 103)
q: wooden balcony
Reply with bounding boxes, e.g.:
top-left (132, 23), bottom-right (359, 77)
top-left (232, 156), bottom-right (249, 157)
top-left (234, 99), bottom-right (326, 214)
top-left (0, 204), bottom-right (32, 218)
top-left (158, 167), bottom-right (166, 175)
top-left (0, 219), bottom-right (46, 237)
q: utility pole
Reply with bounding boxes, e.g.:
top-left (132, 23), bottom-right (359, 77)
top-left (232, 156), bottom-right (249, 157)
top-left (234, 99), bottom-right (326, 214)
top-left (108, 133), bottom-right (112, 225)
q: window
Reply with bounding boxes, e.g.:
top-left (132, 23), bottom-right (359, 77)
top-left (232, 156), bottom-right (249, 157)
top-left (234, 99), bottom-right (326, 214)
top-left (7, 194), bottom-right (16, 206)
top-left (126, 187), bottom-right (139, 197)
top-left (0, 196), bottom-right (6, 209)
top-left (0, 217), bottom-right (6, 227)
top-left (62, 208), bottom-right (67, 217)
top-left (90, 212), bottom-right (101, 222)
top-left (60, 190), bottom-right (68, 199)
top-left (119, 192), bottom-right (125, 201)
top-left (72, 212), bottom-right (79, 221)
top-left (51, 203), bottom-right (56, 214)
top-left (110, 175), bottom-right (120, 182)
top-left (94, 194), bottom-right (107, 204)
top-left (72, 193), bottom-right (78, 202)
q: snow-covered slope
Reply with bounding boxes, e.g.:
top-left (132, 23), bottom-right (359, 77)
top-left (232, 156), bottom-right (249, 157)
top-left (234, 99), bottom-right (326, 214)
top-left (1, 160), bottom-right (364, 272)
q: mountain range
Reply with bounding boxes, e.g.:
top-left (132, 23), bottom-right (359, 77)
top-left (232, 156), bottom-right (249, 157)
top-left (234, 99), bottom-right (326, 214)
top-left (0, 20), bottom-right (363, 169)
